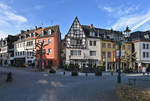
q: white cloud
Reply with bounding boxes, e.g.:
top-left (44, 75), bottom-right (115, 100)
top-left (103, 6), bottom-right (113, 13)
top-left (0, 31), bottom-right (9, 38)
top-left (34, 5), bottom-right (44, 10)
top-left (112, 10), bottom-right (150, 31)
top-left (0, 2), bottom-right (27, 23)
top-left (101, 5), bottom-right (139, 17)
top-left (0, 2), bottom-right (27, 38)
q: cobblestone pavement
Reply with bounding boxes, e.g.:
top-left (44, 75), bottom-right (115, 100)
top-left (0, 66), bottom-right (119, 101)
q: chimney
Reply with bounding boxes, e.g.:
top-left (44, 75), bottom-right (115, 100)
top-left (27, 29), bottom-right (30, 32)
top-left (39, 27), bottom-right (42, 29)
top-left (35, 26), bottom-right (38, 30)
top-left (90, 24), bottom-right (94, 28)
top-left (21, 30), bottom-right (25, 34)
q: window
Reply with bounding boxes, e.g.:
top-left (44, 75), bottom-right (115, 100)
top-left (143, 43), bottom-right (145, 49)
top-left (89, 41), bottom-right (96, 46)
top-left (143, 52), bottom-right (146, 58)
top-left (23, 42), bottom-right (25, 47)
top-left (147, 44), bottom-right (149, 49)
top-left (78, 51), bottom-right (81, 55)
top-left (31, 33), bottom-right (34, 37)
top-left (48, 39), bottom-right (52, 44)
top-left (90, 51), bottom-right (96, 56)
top-left (48, 29), bottom-right (51, 35)
top-left (102, 43), bottom-right (106, 48)
top-left (27, 52), bottom-right (29, 56)
top-left (31, 52), bottom-right (33, 56)
top-left (43, 40), bottom-right (46, 45)
top-left (23, 51), bottom-right (25, 55)
top-left (29, 33), bottom-right (31, 37)
top-left (122, 45), bottom-right (125, 50)
top-left (41, 31), bottom-right (44, 36)
top-left (48, 48), bottom-right (52, 54)
top-left (27, 41), bottom-right (33, 46)
top-left (70, 50), bottom-right (81, 56)
top-left (38, 40), bottom-right (41, 44)
top-left (76, 40), bottom-right (82, 44)
top-left (94, 41), bottom-right (96, 46)
top-left (90, 31), bottom-right (95, 36)
top-left (43, 49), bottom-right (46, 54)
top-left (147, 52), bottom-right (149, 58)
top-left (108, 52), bottom-right (111, 58)
top-left (20, 52), bottom-right (22, 56)
top-left (128, 45), bottom-right (130, 50)
top-left (108, 43), bottom-right (111, 48)
top-left (113, 44), bottom-right (116, 48)
top-left (90, 41), bottom-right (92, 46)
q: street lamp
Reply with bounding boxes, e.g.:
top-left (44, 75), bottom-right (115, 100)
top-left (117, 41), bottom-right (122, 84)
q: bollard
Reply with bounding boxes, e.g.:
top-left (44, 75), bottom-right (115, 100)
top-left (85, 72), bottom-right (88, 80)
top-left (85, 72), bottom-right (88, 77)
top-left (6, 72), bottom-right (13, 82)
top-left (111, 71), bottom-right (113, 76)
top-left (64, 71), bottom-right (65, 75)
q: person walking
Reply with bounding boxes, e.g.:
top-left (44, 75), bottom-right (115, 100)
top-left (146, 66), bottom-right (150, 75)
top-left (142, 66), bottom-right (146, 75)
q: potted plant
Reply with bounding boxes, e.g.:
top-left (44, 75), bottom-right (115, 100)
top-left (95, 69), bottom-right (102, 76)
top-left (71, 64), bottom-right (79, 76)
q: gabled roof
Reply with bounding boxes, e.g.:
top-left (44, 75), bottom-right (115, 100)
top-left (130, 31), bottom-right (150, 41)
top-left (44, 25), bottom-right (60, 33)
top-left (36, 25), bottom-right (60, 39)
top-left (81, 25), bottom-right (122, 38)
top-left (16, 29), bottom-right (35, 36)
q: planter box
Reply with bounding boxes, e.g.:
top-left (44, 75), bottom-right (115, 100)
top-left (49, 69), bottom-right (56, 73)
top-left (95, 71), bottom-right (102, 76)
top-left (71, 71), bottom-right (78, 76)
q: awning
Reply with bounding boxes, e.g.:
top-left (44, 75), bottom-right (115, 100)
top-left (142, 62), bottom-right (150, 64)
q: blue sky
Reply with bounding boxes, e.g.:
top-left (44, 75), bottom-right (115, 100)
top-left (0, 0), bottom-right (150, 38)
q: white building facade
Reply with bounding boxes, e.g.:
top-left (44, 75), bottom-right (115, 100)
top-left (14, 31), bottom-right (36, 67)
top-left (0, 39), bottom-right (8, 66)
top-left (134, 41), bottom-right (150, 70)
top-left (65, 17), bottom-right (101, 68)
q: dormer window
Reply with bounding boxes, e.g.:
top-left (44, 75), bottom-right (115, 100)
top-left (19, 36), bottom-right (21, 40)
top-left (90, 31), bottom-right (95, 36)
top-left (41, 31), bottom-right (44, 36)
top-left (29, 33), bottom-right (32, 37)
top-left (24, 35), bottom-right (26, 39)
top-left (26, 34), bottom-right (30, 38)
top-left (82, 39), bottom-right (85, 45)
top-left (144, 34), bottom-right (149, 39)
top-left (48, 29), bottom-right (52, 35)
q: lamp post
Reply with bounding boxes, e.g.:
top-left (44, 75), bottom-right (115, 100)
top-left (25, 49), bottom-right (28, 67)
top-left (117, 41), bottom-right (122, 84)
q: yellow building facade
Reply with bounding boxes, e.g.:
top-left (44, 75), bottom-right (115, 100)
top-left (100, 40), bottom-right (133, 71)
top-left (120, 42), bottom-right (132, 70)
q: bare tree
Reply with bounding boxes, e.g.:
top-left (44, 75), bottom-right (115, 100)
top-left (35, 40), bottom-right (48, 71)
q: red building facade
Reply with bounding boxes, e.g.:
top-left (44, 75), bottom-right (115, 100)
top-left (35, 25), bottom-right (61, 69)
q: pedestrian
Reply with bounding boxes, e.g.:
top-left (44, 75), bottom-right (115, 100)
top-left (146, 66), bottom-right (150, 75)
top-left (138, 65), bottom-right (142, 73)
top-left (142, 66), bottom-right (146, 75)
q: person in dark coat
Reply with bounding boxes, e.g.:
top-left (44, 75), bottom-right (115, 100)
top-left (146, 66), bottom-right (150, 75)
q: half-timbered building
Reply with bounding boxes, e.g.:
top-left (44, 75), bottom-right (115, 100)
top-left (65, 17), bottom-right (123, 69)
top-left (65, 17), bottom-right (101, 68)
